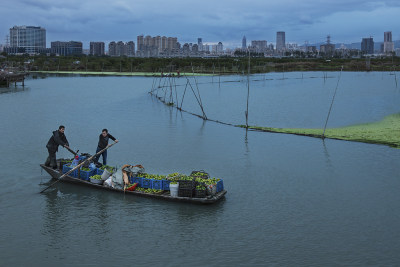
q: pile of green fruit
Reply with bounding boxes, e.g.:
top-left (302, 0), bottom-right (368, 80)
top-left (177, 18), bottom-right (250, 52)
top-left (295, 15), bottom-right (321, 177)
top-left (135, 188), bottom-right (163, 194)
top-left (196, 184), bottom-right (206, 190)
top-left (90, 175), bottom-right (102, 180)
top-left (100, 165), bottom-right (116, 172)
top-left (137, 173), bottom-right (166, 180)
top-left (81, 167), bottom-right (91, 172)
top-left (204, 178), bottom-right (221, 185)
top-left (194, 177), bottom-right (221, 186)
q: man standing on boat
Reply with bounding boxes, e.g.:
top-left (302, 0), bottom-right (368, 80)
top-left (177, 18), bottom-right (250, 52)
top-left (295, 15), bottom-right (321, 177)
top-left (45, 125), bottom-right (70, 169)
top-left (94, 129), bottom-right (118, 165)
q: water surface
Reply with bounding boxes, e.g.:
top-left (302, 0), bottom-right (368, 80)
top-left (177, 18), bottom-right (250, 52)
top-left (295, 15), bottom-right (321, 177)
top-left (0, 72), bottom-right (399, 266)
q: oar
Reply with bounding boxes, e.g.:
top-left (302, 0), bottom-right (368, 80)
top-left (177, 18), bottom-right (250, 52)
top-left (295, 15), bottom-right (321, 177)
top-left (40, 142), bottom-right (118, 193)
top-left (65, 146), bottom-right (79, 156)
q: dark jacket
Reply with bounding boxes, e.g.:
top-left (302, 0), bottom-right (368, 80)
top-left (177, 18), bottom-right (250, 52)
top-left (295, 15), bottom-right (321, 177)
top-left (97, 133), bottom-right (116, 149)
top-left (46, 130), bottom-right (69, 153)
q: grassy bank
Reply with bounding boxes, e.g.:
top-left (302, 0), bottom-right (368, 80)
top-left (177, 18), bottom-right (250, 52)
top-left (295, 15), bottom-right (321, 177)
top-left (30, 71), bottom-right (211, 77)
top-left (2, 55), bottom-right (400, 74)
top-left (238, 113), bottom-right (400, 148)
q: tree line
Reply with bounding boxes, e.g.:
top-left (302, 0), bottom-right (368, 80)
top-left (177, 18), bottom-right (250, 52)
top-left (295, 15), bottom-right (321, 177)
top-left (1, 54), bottom-right (399, 73)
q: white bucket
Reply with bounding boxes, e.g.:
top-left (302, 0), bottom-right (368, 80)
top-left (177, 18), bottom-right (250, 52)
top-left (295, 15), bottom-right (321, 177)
top-left (101, 169), bottom-right (112, 180)
top-left (170, 183), bottom-right (179, 197)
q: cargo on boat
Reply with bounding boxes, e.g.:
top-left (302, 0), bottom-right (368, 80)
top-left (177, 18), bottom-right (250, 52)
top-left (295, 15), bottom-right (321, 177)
top-left (40, 156), bottom-right (226, 205)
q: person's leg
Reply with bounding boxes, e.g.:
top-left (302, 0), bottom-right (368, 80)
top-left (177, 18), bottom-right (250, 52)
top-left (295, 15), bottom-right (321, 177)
top-left (50, 151), bottom-right (57, 169)
top-left (94, 146), bottom-right (101, 163)
top-left (102, 150), bottom-right (108, 165)
top-left (45, 149), bottom-right (51, 166)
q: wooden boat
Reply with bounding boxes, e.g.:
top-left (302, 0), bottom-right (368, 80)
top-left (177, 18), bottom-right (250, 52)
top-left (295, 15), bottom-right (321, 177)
top-left (40, 164), bottom-right (227, 205)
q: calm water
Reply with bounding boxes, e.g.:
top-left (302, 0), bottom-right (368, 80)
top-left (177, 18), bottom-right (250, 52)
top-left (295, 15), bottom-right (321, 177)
top-left (0, 72), bottom-right (399, 266)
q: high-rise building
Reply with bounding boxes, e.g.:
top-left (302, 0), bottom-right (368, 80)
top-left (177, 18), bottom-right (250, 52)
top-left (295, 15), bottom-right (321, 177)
top-left (9, 25), bottom-right (46, 54)
top-left (155, 36), bottom-right (162, 52)
top-left (242, 36), bottom-right (247, 50)
top-left (161, 36), bottom-right (167, 52)
top-left (90, 42), bottom-right (105, 56)
top-left (137, 35), bottom-right (144, 52)
top-left (108, 41), bottom-right (135, 56)
top-left (198, 38), bottom-right (203, 51)
top-left (51, 41), bottom-right (82, 56)
top-left (276, 32), bottom-right (285, 52)
top-left (361, 37), bottom-right (374, 54)
top-left (126, 41), bottom-right (135, 57)
top-left (384, 31), bottom-right (394, 53)
top-left (116, 41), bottom-right (126, 56)
top-left (251, 40), bottom-right (267, 52)
top-left (108, 41), bottom-right (116, 56)
top-left (217, 42), bottom-right (223, 53)
top-left (384, 31), bottom-right (392, 42)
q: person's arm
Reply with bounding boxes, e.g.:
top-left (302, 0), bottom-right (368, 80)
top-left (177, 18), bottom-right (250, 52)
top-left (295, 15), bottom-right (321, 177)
top-left (63, 135), bottom-right (69, 147)
top-left (108, 133), bottom-right (118, 143)
top-left (53, 131), bottom-right (67, 147)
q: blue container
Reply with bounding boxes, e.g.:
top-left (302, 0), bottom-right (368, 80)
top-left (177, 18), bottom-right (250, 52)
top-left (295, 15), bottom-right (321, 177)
top-left (142, 178), bottom-right (153, 189)
top-left (80, 169), bottom-right (94, 181)
top-left (216, 180), bottom-right (224, 192)
top-left (129, 177), bottom-right (143, 187)
top-left (162, 180), bottom-right (171, 191)
top-left (152, 180), bottom-right (163, 190)
top-left (62, 164), bottom-right (78, 178)
top-left (96, 168), bottom-right (104, 175)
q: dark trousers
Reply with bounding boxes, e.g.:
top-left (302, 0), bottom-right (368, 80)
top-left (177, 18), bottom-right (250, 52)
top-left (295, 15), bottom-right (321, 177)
top-left (45, 149), bottom-right (57, 168)
top-left (94, 146), bottom-right (107, 165)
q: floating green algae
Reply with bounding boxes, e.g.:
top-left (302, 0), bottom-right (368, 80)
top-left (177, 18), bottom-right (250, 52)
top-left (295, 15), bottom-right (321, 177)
top-left (239, 113), bottom-right (400, 148)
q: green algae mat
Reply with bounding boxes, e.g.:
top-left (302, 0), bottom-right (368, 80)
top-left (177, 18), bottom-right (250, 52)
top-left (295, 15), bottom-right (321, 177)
top-left (240, 113), bottom-right (400, 148)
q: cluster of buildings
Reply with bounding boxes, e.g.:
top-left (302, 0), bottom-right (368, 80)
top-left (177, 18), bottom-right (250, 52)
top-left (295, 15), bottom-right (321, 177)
top-left (361, 31), bottom-right (395, 55)
top-left (1, 25), bottom-right (399, 58)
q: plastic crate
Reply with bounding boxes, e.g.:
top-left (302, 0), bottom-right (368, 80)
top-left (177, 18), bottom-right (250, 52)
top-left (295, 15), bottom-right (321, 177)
top-left (80, 169), bottom-right (95, 181)
top-left (142, 178), bottom-right (153, 189)
top-left (62, 164), bottom-right (78, 178)
top-left (58, 159), bottom-right (71, 170)
top-left (152, 180), bottom-right (163, 190)
top-left (216, 180), bottom-right (224, 192)
top-left (194, 189), bottom-right (207, 198)
top-left (178, 189), bottom-right (193, 198)
top-left (96, 168), bottom-right (104, 175)
top-left (178, 180), bottom-right (195, 190)
top-left (162, 180), bottom-right (171, 191)
top-left (129, 177), bottom-right (143, 187)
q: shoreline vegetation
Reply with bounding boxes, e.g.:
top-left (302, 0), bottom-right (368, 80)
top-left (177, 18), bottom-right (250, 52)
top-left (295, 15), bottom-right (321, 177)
top-left (29, 70), bottom-right (211, 76)
top-left (1, 55), bottom-right (399, 74)
top-left (238, 113), bottom-right (400, 148)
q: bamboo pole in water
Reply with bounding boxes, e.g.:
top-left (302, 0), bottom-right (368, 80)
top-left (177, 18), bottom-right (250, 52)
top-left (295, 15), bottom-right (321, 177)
top-left (323, 67), bottom-right (343, 138)
top-left (245, 49), bottom-right (250, 128)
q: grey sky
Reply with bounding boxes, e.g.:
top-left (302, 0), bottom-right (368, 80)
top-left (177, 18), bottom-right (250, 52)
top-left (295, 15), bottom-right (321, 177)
top-left (1, 0), bottom-right (399, 48)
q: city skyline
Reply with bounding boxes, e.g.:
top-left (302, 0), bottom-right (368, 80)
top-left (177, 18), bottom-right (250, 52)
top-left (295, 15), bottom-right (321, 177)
top-left (1, 0), bottom-right (399, 49)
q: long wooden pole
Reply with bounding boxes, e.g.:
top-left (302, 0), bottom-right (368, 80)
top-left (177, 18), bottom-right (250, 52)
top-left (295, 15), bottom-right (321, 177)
top-left (40, 142), bottom-right (118, 193)
top-left (245, 49), bottom-right (250, 128)
top-left (322, 67), bottom-right (343, 138)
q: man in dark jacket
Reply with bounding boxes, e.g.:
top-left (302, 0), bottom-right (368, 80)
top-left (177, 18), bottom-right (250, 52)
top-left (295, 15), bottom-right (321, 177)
top-left (94, 129), bottom-right (118, 165)
top-left (45, 125), bottom-right (70, 169)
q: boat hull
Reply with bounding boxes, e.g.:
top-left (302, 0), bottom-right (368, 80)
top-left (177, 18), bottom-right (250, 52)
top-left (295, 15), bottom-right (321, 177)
top-left (40, 164), bottom-right (226, 204)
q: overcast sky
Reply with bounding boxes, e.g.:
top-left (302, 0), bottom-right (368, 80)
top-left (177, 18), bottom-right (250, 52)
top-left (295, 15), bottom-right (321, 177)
top-left (1, 0), bottom-right (399, 48)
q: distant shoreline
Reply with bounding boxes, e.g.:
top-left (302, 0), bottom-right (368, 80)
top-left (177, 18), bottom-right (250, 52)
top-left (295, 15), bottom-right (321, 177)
top-left (29, 71), bottom-right (212, 77)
